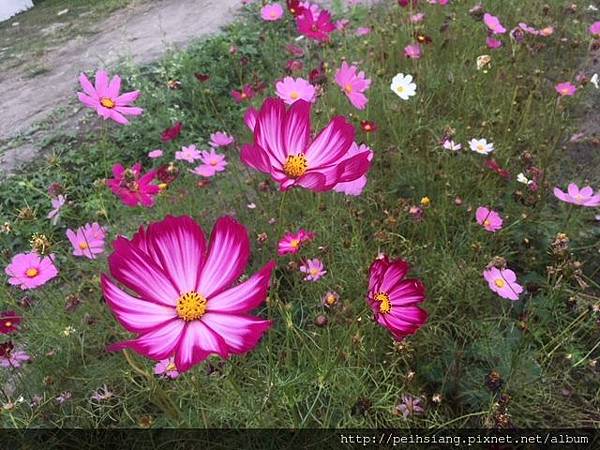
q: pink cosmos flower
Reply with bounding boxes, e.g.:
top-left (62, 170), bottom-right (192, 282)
top-left (275, 77), bottom-right (316, 105)
top-left (367, 255), bottom-right (427, 340)
top-left (300, 258), bottom-right (326, 281)
top-left (231, 85), bottom-right (256, 103)
top-left (210, 132), bottom-right (235, 148)
top-left (404, 43), bottom-right (423, 59)
top-left (589, 21), bottom-right (600, 36)
top-left (355, 27), bottom-right (371, 37)
top-left (553, 183), bottom-right (600, 207)
top-left (78, 70), bottom-right (142, 125)
top-left (333, 143), bottom-right (374, 196)
top-left (395, 394), bottom-right (425, 418)
top-left (335, 19), bottom-right (350, 31)
top-left (66, 223), bottom-right (106, 259)
top-left (277, 229), bottom-right (315, 255)
top-left (102, 215), bottom-right (275, 373)
top-left (154, 357), bottom-right (180, 379)
top-left (261, 3), bottom-right (284, 21)
top-left (106, 163), bottom-right (159, 208)
top-left (486, 37), bottom-right (503, 49)
top-left (483, 13), bottom-right (506, 34)
top-left (192, 149), bottom-right (228, 177)
top-left (539, 26), bottom-right (554, 37)
top-left (410, 13), bottom-right (425, 23)
top-left (148, 149), bottom-right (164, 159)
top-left (334, 62), bottom-right (371, 110)
top-left (0, 342), bottom-right (30, 369)
top-left (47, 194), bottom-right (66, 225)
top-left (176, 145), bottom-right (202, 163)
top-left (555, 82), bottom-right (577, 97)
top-left (518, 22), bottom-right (539, 35)
top-left (241, 98), bottom-right (371, 192)
top-left (483, 267), bottom-right (523, 301)
top-left (475, 207), bottom-right (503, 232)
top-left (296, 8), bottom-right (336, 42)
top-left (442, 139), bottom-right (461, 151)
top-left (5, 252), bottom-right (58, 290)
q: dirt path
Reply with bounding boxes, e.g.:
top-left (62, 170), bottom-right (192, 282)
top-left (0, 0), bottom-right (240, 175)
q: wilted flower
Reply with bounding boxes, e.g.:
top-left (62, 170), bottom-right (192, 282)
top-left (395, 395), bottom-right (425, 418)
top-left (90, 385), bottom-right (114, 402)
top-left (47, 195), bottom-right (66, 225)
top-left (322, 291), bottom-right (340, 308)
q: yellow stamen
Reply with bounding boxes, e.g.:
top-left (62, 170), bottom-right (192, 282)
top-left (290, 239), bottom-right (300, 249)
top-left (283, 154), bottom-right (308, 178)
top-left (374, 292), bottom-right (392, 314)
top-left (309, 268), bottom-right (320, 277)
top-left (4, 321), bottom-right (12, 328)
top-left (483, 219), bottom-right (491, 227)
top-left (396, 86), bottom-right (405, 94)
top-left (79, 242), bottom-right (89, 250)
top-left (25, 268), bottom-right (39, 278)
top-left (344, 83), bottom-right (353, 94)
top-left (326, 295), bottom-right (337, 306)
top-left (166, 361), bottom-right (177, 372)
top-left (290, 91), bottom-right (299, 100)
top-left (494, 279), bottom-right (505, 288)
top-left (100, 97), bottom-right (116, 109)
top-left (176, 292), bottom-right (207, 321)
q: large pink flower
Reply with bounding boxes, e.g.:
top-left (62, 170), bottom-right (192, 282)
top-left (66, 223), bottom-right (107, 259)
top-left (78, 70), bottom-right (143, 125)
top-left (241, 98), bottom-right (371, 192)
top-left (367, 256), bottom-right (427, 340)
top-left (334, 62), bottom-right (371, 110)
top-left (553, 183), bottom-right (600, 207)
top-left (102, 215), bottom-right (275, 373)
top-left (5, 252), bottom-right (58, 290)
top-left (106, 163), bottom-right (160, 208)
top-left (296, 8), bottom-right (336, 42)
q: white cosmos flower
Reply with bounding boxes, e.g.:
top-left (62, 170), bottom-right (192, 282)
top-left (590, 73), bottom-right (599, 89)
top-left (391, 73), bottom-right (417, 100)
top-left (469, 138), bottom-right (495, 155)
top-left (442, 139), bottom-right (462, 151)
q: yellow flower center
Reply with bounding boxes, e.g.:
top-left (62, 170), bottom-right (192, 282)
top-left (79, 242), bottom-right (89, 250)
top-left (374, 292), bottom-right (392, 314)
top-left (283, 154), bottom-right (308, 178)
top-left (25, 268), bottom-right (39, 278)
top-left (344, 83), bottom-right (353, 94)
top-left (158, 183), bottom-right (168, 191)
top-left (166, 361), bottom-right (177, 372)
top-left (240, 92), bottom-right (247, 99)
top-left (494, 279), bottom-right (505, 288)
top-left (326, 295), bottom-right (337, 306)
top-left (100, 97), bottom-right (116, 109)
top-left (477, 144), bottom-right (485, 152)
top-left (4, 321), bottom-right (12, 328)
top-left (176, 292), bottom-right (207, 321)
top-left (210, 159), bottom-right (218, 166)
top-left (290, 91), bottom-right (299, 100)
top-left (396, 86), bottom-right (405, 94)
top-left (483, 219), bottom-right (491, 227)
top-left (309, 267), bottom-right (320, 277)
top-left (290, 239), bottom-right (300, 249)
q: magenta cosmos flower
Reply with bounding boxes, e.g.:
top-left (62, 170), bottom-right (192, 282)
top-left (553, 183), bottom-right (600, 207)
top-left (192, 149), bottom-right (228, 177)
top-left (78, 70), bottom-right (143, 125)
top-left (333, 143), bottom-right (374, 196)
top-left (486, 37), bottom-right (503, 49)
top-left (106, 163), bottom-right (160, 208)
top-left (231, 85), bottom-right (256, 103)
top-left (589, 21), bottom-right (600, 36)
top-left (278, 229), bottom-right (315, 255)
top-left (300, 258), bottom-right (326, 281)
top-left (66, 223), bottom-right (107, 259)
top-left (555, 82), bottom-right (577, 97)
top-left (296, 8), bottom-right (336, 42)
top-left (367, 256), bottom-right (427, 340)
top-left (483, 13), bottom-right (506, 34)
top-left (0, 311), bottom-right (21, 335)
top-left (102, 215), bottom-right (275, 373)
top-left (5, 252), bottom-right (58, 290)
top-left (276, 77), bottom-right (316, 105)
top-left (475, 207), bottom-right (503, 232)
top-left (241, 98), bottom-right (371, 192)
top-left (483, 267), bottom-right (523, 301)
top-left (335, 62), bottom-right (371, 110)
top-left (261, 3), bottom-right (284, 21)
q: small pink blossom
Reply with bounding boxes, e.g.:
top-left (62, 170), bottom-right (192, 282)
top-left (261, 3), bottom-right (284, 21)
top-left (395, 394), bottom-right (425, 418)
top-left (278, 229), bottom-right (315, 255)
top-left (335, 19), bottom-right (350, 31)
top-left (300, 258), bottom-right (326, 281)
top-left (210, 132), bottom-right (235, 148)
top-left (148, 149), bottom-right (163, 159)
top-left (404, 43), bottom-right (422, 59)
top-left (555, 82), bottom-right (577, 97)
top-left (483, 267), bottom-right (523, 301)
top-left (442, 140), bottom-right (461, 151)
top-left (0, 343), bottom-right (30, 369)
top-left (483, 13), bottom-right (506, 34)
top-left (154, 357), bottom-right (180, 379)
top-left (553, 183), bottom-right (600, 207)
top-left (334, 62), bottom-right (371, 110)
top-left (106, 163), bottom-right (159, 208)
top-left (410, 13), bottom-right (425, 23)
top-left (589, 21), bottom-right (600, 36)
top-left (192, 149), bottom-right (228, 177)
top-left (47, 195), bottom-right (66, 225)
top-left (5, 252), bottom-right (58, 290)
top-left (66, 223), bottom-right (106, 259)
top-left (231, 85), bottom-right (256, 103)
top-left (355, 27), bottom-right (371, 37)
top-left (486, 37), bottom-right (503, 49)
top-left (275, 77), bottom-right (316, 105)
top-left (475, 207), bottom-right (503, 232)
top-left (176, 144), bottom-right (202, 163)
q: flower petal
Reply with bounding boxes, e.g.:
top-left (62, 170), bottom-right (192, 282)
top-left (283, 100), bottom-right (311, 156)
top-left (174, 321), bottom-right (228, 372)
top-left (202, 312), bottom-right (271, 353)
top-left (255, 98), bottom-right (287, 163)
top-left (108, 319), bottom-right (185, 360)
top-left (304, 116), bottom-right (354, 167)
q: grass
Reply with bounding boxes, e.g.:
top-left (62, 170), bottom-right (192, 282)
top-left (0, 0), bottom-right (599, 428)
